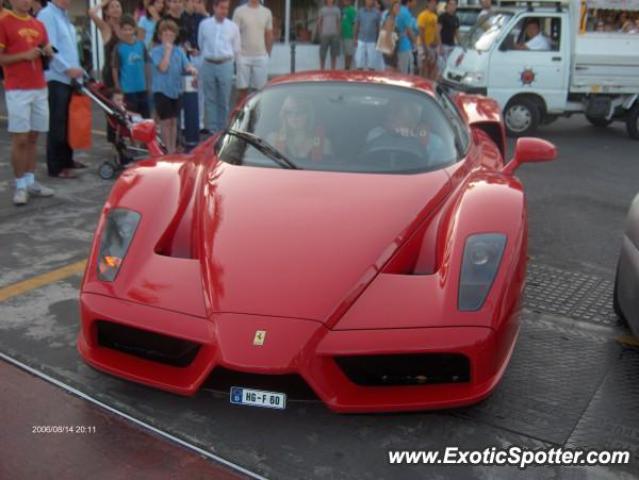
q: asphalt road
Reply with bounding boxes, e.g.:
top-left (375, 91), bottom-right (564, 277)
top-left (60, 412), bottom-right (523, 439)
top-left (1, 111), bottom-right (638, 480)
top-left (519, 117), bottom-right (638, 278)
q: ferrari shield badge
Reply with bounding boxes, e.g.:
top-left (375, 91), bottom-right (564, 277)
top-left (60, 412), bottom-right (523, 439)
top-left (253, 330), bottom-right (267, 346)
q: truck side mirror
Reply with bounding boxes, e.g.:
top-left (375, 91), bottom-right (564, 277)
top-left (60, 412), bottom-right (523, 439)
top-left (502, 137), bottom-right (556, 175)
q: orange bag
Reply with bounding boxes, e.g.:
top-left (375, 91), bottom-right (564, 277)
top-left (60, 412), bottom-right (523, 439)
top-left (68, 92), bottom-right (92, 150)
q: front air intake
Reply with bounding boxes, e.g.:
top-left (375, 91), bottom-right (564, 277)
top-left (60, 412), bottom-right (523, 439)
top-left (334, 353), bottom-right (470, 386)
top-left (96, 320), bottom-right (200, 367)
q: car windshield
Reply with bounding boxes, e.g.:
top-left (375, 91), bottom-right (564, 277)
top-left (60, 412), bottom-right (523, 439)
top-left (463, 12), bottom-right (514, 51)
top-left (216, 82), bottom-right (460, 174)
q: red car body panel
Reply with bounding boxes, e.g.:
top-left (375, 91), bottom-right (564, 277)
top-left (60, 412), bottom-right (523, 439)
top-left (78, 71), bottom-right (547, 413)
top-left (198, 163), bottom-right (451, 321)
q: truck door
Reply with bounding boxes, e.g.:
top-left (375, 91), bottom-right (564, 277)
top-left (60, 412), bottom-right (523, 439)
top-left (487, 15), bottom-right (568, 114)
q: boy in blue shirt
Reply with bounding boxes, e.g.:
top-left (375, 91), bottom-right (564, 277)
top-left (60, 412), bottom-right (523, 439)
top-left (112, 15), bottom-right (150, 118)
top-left (150, 19), bottom-right (197, 153)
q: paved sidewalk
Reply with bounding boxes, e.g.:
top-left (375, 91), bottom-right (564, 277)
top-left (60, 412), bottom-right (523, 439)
top-left (0, 360), bottom-right (246, 480)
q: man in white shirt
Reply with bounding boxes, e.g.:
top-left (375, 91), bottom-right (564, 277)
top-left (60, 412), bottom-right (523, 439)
top-left (477, 0), bottom-right (492, 24)
top-left (517, 19), bottom-right (551, 51)
top-left (232, 0), bottom-right (273, 103)
top-left (198, 0), bottom-right (240, 134)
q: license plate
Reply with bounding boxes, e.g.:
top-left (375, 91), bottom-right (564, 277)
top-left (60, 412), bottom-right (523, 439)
top-left (230, 386), bottom-right (287, 410)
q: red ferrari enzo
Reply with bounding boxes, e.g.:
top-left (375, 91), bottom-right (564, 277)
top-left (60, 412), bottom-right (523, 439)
top-left (78, 71), bottom-right (556, 413)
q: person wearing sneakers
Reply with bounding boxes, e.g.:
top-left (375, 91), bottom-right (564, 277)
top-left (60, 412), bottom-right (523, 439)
top-left (0, 0), bottom-right (55, 205)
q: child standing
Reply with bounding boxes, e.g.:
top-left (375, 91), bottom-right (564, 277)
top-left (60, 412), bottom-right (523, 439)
top-left (150, 19), bottom-right (197, 153)
top-left (112, 14), bottom-right (150, 119)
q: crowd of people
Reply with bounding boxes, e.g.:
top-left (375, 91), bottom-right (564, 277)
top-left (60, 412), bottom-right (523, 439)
top-left (0, 0), bottom-right (555, 208)
top-left (0, 0), bottom-right (537, 207)
top-left (318, 0), bottom-right (465, 80)
top-left (0, 0), bottom-right (274, 206)
top-left (588, 10), bottom-right (639, 33)
top-left (84, 0), bottom-right (272, 152)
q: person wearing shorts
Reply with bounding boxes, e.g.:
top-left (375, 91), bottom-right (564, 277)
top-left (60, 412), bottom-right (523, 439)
top-left (317, 0), bottom-right (341, 70)
top-left (232, 0), bottom-right (272, 104)
top-left (112, 15), bottom-right (151, 119)
top-left (354, 0), bottom-right (380, 70)
top-left (396, 0), bottom-right (417, 75)
top-left (417, 0), bottom-right (439, 80)
top-left (438, 0), bottom-right (460, 69)
top-left (341, 0), bottom-right (356, 70)
top-left (150, 19), bottom-right (198, 153)
top-left (0, 0), bottom-right (55, 206)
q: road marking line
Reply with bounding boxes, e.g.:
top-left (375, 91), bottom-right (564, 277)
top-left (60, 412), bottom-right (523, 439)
top-left (0, 115), bottom-right (106, 136)
top-left (0, 260), bottom-right (87, 303)
top-left (0, 351), bottom-right (268, 480)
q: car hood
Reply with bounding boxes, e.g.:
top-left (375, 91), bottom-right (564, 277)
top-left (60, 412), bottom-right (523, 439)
top-left (199, 162), bottom-right (452, 323)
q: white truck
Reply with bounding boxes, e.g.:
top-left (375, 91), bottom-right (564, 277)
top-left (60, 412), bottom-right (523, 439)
top-left (442, 0), bottom-right (639, 138)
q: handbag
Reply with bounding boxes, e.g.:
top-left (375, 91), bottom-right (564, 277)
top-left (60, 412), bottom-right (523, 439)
top-left (68, 92), bottom-right (92, 150)
top-left (376, 16), bottom-right (398, 55)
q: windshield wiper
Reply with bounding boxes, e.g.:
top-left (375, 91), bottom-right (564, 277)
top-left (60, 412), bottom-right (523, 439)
top-left (225, 128), bottom-right (300, 170)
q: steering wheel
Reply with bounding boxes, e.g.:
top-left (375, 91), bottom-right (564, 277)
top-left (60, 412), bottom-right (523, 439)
top-left (358, 145), bottom-right (427, 172)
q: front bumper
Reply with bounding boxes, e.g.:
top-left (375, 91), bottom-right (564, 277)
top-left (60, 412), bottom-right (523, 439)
top-left (78, 292), bottom-right (519, 413)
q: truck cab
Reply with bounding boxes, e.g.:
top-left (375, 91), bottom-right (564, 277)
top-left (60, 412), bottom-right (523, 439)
top-left (443, 0), bottom-right (639, 138)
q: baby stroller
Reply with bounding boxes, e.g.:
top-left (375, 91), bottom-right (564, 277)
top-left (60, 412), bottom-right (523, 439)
top-left (76, 78), bottom-right (166, 179)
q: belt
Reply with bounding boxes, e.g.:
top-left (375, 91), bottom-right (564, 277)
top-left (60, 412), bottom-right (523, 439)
top-left (205, 57), bottom-right (233, 64)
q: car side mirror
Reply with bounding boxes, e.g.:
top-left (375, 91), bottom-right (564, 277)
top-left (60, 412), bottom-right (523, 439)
top-left (502, 137), bottom-right (556, 175)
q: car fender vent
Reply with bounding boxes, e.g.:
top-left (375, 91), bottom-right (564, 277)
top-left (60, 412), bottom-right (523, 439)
top-left (335, 353), bottom-right (470, 386)
top-left (96, 320), bottom-right (200, 367)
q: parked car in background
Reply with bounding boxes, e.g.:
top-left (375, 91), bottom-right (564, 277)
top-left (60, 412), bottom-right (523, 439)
top-left (614, 193), bottom-right (639, 337)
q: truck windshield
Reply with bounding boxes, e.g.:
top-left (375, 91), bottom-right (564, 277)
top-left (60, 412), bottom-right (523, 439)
top-left (464, 13), bottom-right (514, 51)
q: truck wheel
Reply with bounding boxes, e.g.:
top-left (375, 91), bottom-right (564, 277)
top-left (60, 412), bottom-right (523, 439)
top-left (586, 115), bottom-right (613, 127)
top-left (626, 104), bottom-right (639, 140)
top-left (504, 98), bottom-right (540, 137)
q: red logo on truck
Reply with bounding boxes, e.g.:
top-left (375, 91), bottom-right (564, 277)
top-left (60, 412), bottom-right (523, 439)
top-left (520, 68), bottom-right (536, 85)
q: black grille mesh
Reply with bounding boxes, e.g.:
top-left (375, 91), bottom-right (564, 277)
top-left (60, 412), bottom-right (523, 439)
top-left (96, 320), bottom-right (200, 368)
top-left (335, 353), bottom-right (470, 386)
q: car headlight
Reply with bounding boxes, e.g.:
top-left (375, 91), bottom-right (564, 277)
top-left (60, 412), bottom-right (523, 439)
top-left (462, 72), bottom-right (484, 85)
top-left (97, 208), bottom-right (141, 282)
top-left (458, 233), bottom-right (507, 311)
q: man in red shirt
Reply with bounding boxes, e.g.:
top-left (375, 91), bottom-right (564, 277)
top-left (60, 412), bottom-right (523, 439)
top-left (0, 0), bottom-right (55, 205)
